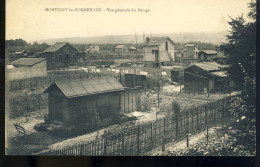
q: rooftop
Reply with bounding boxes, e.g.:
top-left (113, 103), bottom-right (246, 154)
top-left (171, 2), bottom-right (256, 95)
top-left (199, 50), bottom-right (217, 55)
top-left (43, 42), bottom-right (78, 53)
top-left (184, 62), bottom-right (225, 71)
top-left (44, 76), bottom-right (126, 98)
top-left (145, 36), bottom-right (175, 46)
top-left (210, 71), bottom-right (228, 77)
top-left (10, 58), bottom-right (46, 67)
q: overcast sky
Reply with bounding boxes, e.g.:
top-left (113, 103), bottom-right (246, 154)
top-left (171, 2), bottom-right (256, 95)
top-left (6, 0), bottom-right (252, 41)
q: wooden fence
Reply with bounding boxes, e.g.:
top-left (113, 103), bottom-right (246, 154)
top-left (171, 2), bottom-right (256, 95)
top-left (10, 94), bottom-right (49, 118)
top-left (38, 96), bottom-right (236, 156)
top-left (9, 73), bottom-right (91, 92)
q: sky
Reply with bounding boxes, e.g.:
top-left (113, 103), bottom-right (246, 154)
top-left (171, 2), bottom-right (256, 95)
top-left (6, 0), bottom-right (252, 41)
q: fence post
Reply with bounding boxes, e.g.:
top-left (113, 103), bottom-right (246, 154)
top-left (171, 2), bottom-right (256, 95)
top-left (162, 136), bottom-right (165, 152)
top-left (163, 118), bottom-right (166, 140)
top-left (205, 105), bottom-right (208, 128)
top-left (137, 126), bottom-right (140, 155)
top-left (186, 110), bottom-right (189, 134)
top-left (175, 113), bottom-right (179, 139)
top-left (104, 138), bottom-right (107, 155)
top-left (38, 95), bottom-right (41, 110)
top-left (26, 97), bottom-right (29, 113)
top-left (191, 110), bottom-right (194, 131)
top-left (150, 123), bottom-right (153, 147)
top-left (186, 134), bottom-right (189, 147)
top-left (121, 132), bottom-right (124, 155)
top-left (19, 80), bottom-right (21, 90)
top-left (206, 125), bottom-right (209, 145)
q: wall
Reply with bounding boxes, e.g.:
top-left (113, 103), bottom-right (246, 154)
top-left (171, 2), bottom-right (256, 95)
top-left (158, 39), bottom-right (175, 62)
top-left (143, 46), bottom-right (158, 62)
top-left (6, 60), bottom-right (47, 81)
top-left (184, 66), bottom-right (209, 91)
top-left (120, 89), bottom-right (136, 114)
top-left (143, 39), bottom-right (175, 63)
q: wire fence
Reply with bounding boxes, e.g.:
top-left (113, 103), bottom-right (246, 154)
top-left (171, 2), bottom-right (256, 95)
top-left (37, 95), bottom-right (237, 156)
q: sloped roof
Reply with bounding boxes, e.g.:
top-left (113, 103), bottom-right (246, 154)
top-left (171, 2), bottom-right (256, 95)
top-left (184, 62), bottom-right (224, 71)
top-left (145, 36), bottom-right (175, 46)
top-left (44, 76), bottom-right (126, 98)
top-left (43, 42), bottom-right (78, 53)
top-left (199, 50), bottom-right (217, 55)
top-left (210, 71), bottom-right (228, 77)
top-left (115, 45), bottom-right (127, 49)
top-left (185, 44), bottom-right (195, 47)
top-left (10, 58), bottom-right (46, 66)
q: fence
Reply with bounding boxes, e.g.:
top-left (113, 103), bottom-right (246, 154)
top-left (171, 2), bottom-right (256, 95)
top-left (38, 95), bottom-right (236, 156)
top-left (9, 73), bottom-right (91, 92)
top-left (10, 94), bottom-right (49, 118)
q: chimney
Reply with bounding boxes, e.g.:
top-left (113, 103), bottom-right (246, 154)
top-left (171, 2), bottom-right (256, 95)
top-left (146, 37), bottom-right (150, 44)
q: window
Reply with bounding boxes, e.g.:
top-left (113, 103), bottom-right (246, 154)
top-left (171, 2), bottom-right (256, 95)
top-left (166, 42), bottom-right (168, 51)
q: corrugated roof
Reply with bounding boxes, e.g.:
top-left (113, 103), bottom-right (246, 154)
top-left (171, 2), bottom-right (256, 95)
top-left (10, 58), bottom-right (46, 66)
top-left (43, 42), bottom-right (78, 53)
top-left (210, 71), bottom-right (228, 77)
top-left (44, 76), bottom-right (126, 98)
top-left (200, 50), bottom-right (217, 55)
top-left (184, 62), bottom-right (224, 71)
top-left (145, 36), bottom-right (175, 46)
top-left (195, 62), bottom-right (223, 71)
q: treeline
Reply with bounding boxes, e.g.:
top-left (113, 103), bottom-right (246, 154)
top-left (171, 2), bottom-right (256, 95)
top-left (6, 39), bottom-right (49, 54)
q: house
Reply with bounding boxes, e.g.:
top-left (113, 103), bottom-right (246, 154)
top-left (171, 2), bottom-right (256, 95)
top-left (7, 58), bottom-right (47, 80)
top-left (183, 62), bottom-right (232, 92)
top-left (38, 42), bottom-right (82, 70)
top-left (115, 45), bottom-right (129, 53)
top-left (44, 76), bottom-right (136, 126)
top-left (143, 36), bottom-right (175, 67)
top-left (185, 44), bottom-right (199, 59)
top-left (198, 50), bottom-right (218, 61)
top-left (85, 45), bottom-right (100, 53)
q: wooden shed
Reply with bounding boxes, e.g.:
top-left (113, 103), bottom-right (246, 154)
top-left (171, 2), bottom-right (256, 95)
top-left (44, 76), bottom-right (136, 126)
top-left (183, 62), bottom-right (231, 92)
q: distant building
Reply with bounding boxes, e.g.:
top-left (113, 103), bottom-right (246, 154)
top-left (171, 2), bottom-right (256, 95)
top-left (7, 58), bottom-right (47, 80)
top-left (85, 45), bottom-right (100, 53)
top-left (115, 45), bottom-right (129, 53)
top-left (198, 50), bottom-right (218, 61)
top-left (183, 62), bottom-right (232, 92)
top-left (143, 36), bottom-right (175, 67)
top-left (128, 46), bottom-right (138, 52)
top-left (184, 44), bottom-right (199, 59)
top-left (44, 76), bottom-right (136, 126)
top-left (38, 42), bottom-right (82, 70)
top-left (13, 50), bottom-right (25, 56)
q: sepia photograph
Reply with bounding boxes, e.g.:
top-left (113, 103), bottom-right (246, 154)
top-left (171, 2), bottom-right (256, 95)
top-left (5, 0), bottom-right (256, 156)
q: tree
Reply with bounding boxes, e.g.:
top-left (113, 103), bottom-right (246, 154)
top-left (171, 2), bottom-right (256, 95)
top-left (220, 0), bottom-right (256, 128)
